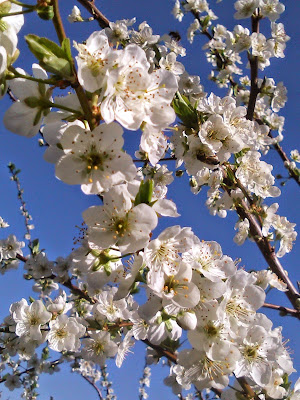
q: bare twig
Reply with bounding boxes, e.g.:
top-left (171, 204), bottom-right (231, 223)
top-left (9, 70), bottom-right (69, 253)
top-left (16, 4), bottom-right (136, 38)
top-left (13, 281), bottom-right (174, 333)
top-left (235, 200), bottom-right (300, 311)
top-left (8, 163), bottom-right (33, 245)
top-left (81, 374), bottom-right (104, 400)
top-left (269, 132), bottom-right (300, 186)
top-left (246, 14), bottom-right (260, 121)
top-left (76, 0), bottom-right (110, 28)
top-left (263, 302), bottom-right (300, 318)
top-left (236, 376), bottom-right (260, 400)
top-left (51, 0), bottom-right (66, 44)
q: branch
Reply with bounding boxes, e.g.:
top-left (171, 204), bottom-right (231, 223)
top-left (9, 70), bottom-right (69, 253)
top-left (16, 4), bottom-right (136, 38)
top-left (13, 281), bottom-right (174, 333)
top-left (235, 200), bottom-right (300, 311)
top-left (268, 132), bottom-right (300, 186)
top-left (16, 253), bottom-right (95, 303)
top-left (76, 0), bottom-right (110, 28)
top-left (81, 374), bottom-right (104, 400)
top-left (63, 279), bottom-right (95, 303)
top-left (51, 0), bottom-right (67, 44)
top-left (246, 14), bottom-right (260, 121)
top-left (263, 302), bottom-right (300, 318)
top-left (236, 376), bottom-right (260, 400)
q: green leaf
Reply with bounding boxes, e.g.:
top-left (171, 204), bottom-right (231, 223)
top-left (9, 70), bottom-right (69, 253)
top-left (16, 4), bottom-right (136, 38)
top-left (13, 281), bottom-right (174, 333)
top-left (25, 34), bottom-right (72, 78)
top-left (40, 55), bottom-right (72, 78)
top-left (200, 15), bottom-right (210, 30)
top-left (61, 38), bottom-right (73, 64)
top-left (85, 318), bottom-right (103, 330)
top-left (172, 92), bottom-right (199, 129)
top-left (29, 238), bottom-right (40, 255)
top-left (25, 34), bottom-right (64, 59)
top-left (234, 148), bottom-right (250, 162)
top-left (134, 179), bottom-right (154, 206)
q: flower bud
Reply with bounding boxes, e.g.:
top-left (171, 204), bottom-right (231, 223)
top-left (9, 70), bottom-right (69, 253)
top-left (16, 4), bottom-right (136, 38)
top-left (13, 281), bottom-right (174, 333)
top-left (177, 311), bottom-right (197, 330)
top-left (37, 5), bottom-right (54, 20)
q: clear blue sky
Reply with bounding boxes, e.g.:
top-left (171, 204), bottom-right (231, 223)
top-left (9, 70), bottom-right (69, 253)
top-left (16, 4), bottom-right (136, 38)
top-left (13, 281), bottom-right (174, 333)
top-left (0, 0), bottom-right (299, 399)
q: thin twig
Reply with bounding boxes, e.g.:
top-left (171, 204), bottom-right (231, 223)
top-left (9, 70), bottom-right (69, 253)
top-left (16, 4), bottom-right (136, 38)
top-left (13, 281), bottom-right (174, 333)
top-left (76, 0), bottom-right (110, 28)
top-left (81, 374), bottom-right (104, 400)
top-left (235, 200), bottom-right (300, 311)
top-left (8, 163), bottom-right (33, 245)
top-left (51, 0), bottom-right (67, 45)
top-left (269, 132), bottom-right (300, 186)
top-left (263, 302), bottom-right (300, 318)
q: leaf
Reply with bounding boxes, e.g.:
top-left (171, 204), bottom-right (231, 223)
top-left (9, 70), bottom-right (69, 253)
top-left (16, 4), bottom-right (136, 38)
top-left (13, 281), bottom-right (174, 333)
top-left (29, 238), bottom-right (40, 255)
top-left (61, 38), bottom-right (73, 64)
top-left (134, 179), bottom-right (154, 206)
top-left (25, 35), bottom-right (72, 78)
top-left (172, 92), bottom-right (199, 129)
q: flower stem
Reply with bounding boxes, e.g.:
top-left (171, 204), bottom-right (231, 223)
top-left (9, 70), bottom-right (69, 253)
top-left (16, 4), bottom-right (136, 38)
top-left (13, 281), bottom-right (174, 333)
top-left (51, 0), bottom-right (96, 130)
top-left (0, 8), bottom-right (34, 17)
top-left (8, 67), bottom-right (57, 85)
top-left (48, 101), bottom-right (81, 115)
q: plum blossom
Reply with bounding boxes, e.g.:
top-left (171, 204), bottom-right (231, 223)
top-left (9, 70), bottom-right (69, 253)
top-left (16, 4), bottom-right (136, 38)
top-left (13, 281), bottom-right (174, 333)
top-left (81, 331), bottom-right (118, 365)
top-left (93, 287), bottom-right (130, 322)
top-left (47, 314), bottom-right (86, 352)
top-left (182, 239), bottom-right (236, 282)
top-left (4, 64), bottom-right (51, 137)
top-left (74, 31), bottom-right (118, 92)
top-left (235, 151), bottom-right (281, 198)
top-left (0, 234), bottom-right (24, 259)
top-left (12, 299), bottom-right (51, 341)
top-left (55, 122), bottom-right (137, 194)
top-left (83, 184), bottom-right (158, 253)
top-left (101, 44), bottom-right (178, 130)
top-left (144, 225), bottom-right (195, 287)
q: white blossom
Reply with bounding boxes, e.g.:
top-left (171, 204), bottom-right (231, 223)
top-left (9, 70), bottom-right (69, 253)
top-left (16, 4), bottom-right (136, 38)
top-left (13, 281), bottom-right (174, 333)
top-left (47, 314), bottom-right (86, 352)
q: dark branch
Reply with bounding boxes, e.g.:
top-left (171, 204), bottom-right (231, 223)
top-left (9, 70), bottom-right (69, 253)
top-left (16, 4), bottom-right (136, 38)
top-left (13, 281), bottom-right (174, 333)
top-left (263, 302), bottom-right (300, 318)
top-left (76, 0), bottom-right (110, 28)
top-left (235, 201), bottom-right (300, 312)
top-left (246, 14), bottom-right (260, 121)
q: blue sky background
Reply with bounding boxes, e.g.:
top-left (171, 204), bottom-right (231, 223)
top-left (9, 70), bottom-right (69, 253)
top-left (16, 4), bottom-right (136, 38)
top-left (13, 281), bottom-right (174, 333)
top-left (0, 0), bottom-right (299, 399)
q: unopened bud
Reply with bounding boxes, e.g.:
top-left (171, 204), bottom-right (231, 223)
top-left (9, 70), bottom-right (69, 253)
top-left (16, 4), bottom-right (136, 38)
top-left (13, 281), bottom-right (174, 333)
top-left (177, 311), bottom-right (197, 330)
top-left (37, 5), bottom-right (54, 20)
top-left (175, 170), bottom-right (184, 177)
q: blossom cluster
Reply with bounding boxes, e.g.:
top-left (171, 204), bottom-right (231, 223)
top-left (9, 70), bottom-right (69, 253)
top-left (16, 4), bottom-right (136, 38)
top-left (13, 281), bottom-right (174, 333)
top-left (0, 0), bottom-right (298, 398)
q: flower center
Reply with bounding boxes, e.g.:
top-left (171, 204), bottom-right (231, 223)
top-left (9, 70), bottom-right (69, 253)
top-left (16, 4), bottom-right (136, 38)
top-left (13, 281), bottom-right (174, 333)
top-left (55, 328), bottom-right (68, 339)
top-left (80, 144), bottom-right (109, 173)
top-left (92, 341), bottom-right (105, 355)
